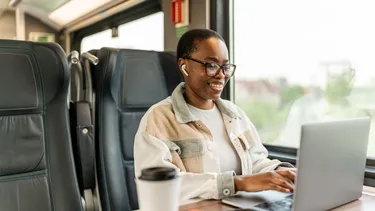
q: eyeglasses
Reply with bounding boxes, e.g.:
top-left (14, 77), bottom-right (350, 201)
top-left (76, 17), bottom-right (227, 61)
top-left (184, 57), bottom-right (236, 78)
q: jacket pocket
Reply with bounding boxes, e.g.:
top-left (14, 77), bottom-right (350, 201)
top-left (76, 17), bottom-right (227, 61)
top-left (164, 139), bottom-right (204, 158)
top-left (237, 130), bottom-right (254, 150)
top-left (164, 139), bottom-right (205, 173)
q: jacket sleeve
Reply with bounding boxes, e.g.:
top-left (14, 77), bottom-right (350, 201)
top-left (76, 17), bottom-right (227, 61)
top-left (134, 130), bottom-right (236, 202)
top-left (243, 115), bottom-right (294, 173)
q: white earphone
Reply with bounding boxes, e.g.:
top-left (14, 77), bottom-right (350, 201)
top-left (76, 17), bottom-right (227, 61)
top-left (181, 64), bottom-right (188, 76)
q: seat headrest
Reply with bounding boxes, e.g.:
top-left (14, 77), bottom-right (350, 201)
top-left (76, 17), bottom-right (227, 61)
top-left (0, 40), bottom-right (69, 113)
top-left (107, 49), bottom-right (182, 109)
top-left (0, 46), bottom-right (41, 111)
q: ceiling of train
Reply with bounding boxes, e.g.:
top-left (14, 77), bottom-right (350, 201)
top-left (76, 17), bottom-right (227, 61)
top-left (0, 0), bottom-right (10, 16)
top-left (21, 0), bottom-right (68, 13)
top-left (0, 0), bottom-right (124, 31)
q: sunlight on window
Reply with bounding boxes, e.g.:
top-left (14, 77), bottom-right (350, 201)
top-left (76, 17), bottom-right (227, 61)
top-left (80, 11), bottom-right (164, 53)
top-left (234, 0), bottom-right (375, 157)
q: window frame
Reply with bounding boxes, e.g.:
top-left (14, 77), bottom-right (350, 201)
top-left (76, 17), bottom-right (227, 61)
top-left (70, 0), bottom-right (161, 53)
top-left (209, 0), bottom-right (232, 101)
top-left (226, 0), bottom-right (375, 187)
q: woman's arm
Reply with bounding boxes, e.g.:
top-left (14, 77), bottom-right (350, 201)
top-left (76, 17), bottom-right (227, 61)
top-left (134, 127), bottom-right (296, 200)
top-left (134, 131), bottom-right (236, 201)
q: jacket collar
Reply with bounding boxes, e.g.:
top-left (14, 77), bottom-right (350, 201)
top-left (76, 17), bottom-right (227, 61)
top-left (171, 82), bottom-right (240, 124)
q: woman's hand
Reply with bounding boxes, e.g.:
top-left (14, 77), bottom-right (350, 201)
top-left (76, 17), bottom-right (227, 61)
top-left (275, 166), bottom-right (297, 182)
top-left (234, 169), bottom-right (296, 193)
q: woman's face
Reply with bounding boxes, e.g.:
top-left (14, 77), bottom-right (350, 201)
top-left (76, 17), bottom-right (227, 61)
top-left (179, 37), bottom-right (232, 100)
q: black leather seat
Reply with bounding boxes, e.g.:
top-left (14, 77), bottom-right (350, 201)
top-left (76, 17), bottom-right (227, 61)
top-left (92, 48), bottom-right (182, 211)
top-left (0, 40), bottom-right (83, 211)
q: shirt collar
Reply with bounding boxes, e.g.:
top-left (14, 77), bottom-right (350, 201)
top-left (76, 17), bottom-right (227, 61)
top-left (171, 82), bottom-right (241, 123)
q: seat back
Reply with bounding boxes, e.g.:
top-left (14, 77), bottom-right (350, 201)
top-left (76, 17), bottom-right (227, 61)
top-left (93, 48), bottom-right (182, 210)
top-left (0, 40), bottom-right (83, 211)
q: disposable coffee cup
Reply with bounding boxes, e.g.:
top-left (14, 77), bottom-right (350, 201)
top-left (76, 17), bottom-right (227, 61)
top-left (136, 167), bottom-right (181, 211)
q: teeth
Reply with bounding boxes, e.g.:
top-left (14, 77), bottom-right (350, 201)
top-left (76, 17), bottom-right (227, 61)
top-left (209, 83), bottom-right (223, 89)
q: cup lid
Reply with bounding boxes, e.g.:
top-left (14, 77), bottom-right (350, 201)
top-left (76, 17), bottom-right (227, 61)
top-left (139, 167), bottom-right (177, 181)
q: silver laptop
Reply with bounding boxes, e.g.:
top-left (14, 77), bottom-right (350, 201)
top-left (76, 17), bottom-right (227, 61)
top-left (222, 117), bottom-right (371, 211)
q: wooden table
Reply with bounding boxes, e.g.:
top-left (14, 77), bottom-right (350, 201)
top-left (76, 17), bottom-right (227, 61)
top-left (179, 186), bottom-right (375, 211)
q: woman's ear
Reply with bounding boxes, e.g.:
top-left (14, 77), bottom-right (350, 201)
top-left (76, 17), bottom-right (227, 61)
top-left (181, 64), bottom-right (188, 76)
top-left (178, 58), bottom-right (189, 77)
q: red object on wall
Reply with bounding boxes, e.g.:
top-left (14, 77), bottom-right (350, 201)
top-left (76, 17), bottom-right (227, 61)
top-left (171, 0), bottom-right (182, 24)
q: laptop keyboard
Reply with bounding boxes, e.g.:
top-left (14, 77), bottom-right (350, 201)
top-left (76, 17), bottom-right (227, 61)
top-left (254, 194), bottom-right (293, 211)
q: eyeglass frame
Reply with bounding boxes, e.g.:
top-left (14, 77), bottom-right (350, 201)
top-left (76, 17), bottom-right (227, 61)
top-left (183, 57), bottom-right (236, 77)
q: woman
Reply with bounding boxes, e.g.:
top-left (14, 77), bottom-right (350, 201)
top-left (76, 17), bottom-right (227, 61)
top-left (134, 28), bottom-right (296, 201)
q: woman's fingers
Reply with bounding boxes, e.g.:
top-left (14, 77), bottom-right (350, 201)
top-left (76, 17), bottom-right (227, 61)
top-left (271, 176), bottom-right (295, 191)
top-left (268, 183), bottom-right (291, 193)
top-left (276, 169), bottom-right (296, 182)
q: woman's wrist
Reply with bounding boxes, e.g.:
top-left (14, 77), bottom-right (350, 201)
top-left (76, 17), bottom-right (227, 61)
top-left (234, 176), bottom-right (244, 192)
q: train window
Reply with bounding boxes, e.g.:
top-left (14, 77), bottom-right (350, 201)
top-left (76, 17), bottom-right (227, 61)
top-left (80, 11), bottom-right (164, 52)
top-left (233, 0), bottom-right (375, 157)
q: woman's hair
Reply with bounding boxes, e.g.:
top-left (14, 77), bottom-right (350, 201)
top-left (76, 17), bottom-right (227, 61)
top-left (176, 29), bottom-right (224, 61)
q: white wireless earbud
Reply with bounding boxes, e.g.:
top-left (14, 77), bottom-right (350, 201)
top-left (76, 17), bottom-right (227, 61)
top-left (181, 64), bottom-right (188, 76)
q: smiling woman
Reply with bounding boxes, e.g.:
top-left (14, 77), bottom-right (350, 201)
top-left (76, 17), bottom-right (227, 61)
top-left (134, 28), bottom-right (296, 202)
top-left (176, 29), bottom-right (234, 109)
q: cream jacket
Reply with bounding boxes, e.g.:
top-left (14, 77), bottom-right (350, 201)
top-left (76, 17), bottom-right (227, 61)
top-left (134, 82), bottom-right (292, 201)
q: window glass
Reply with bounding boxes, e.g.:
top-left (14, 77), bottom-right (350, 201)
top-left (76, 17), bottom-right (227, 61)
top-left (234, 0), bottom-right (375, 157)
top-left (80, 11), bottom-right (164, 52)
